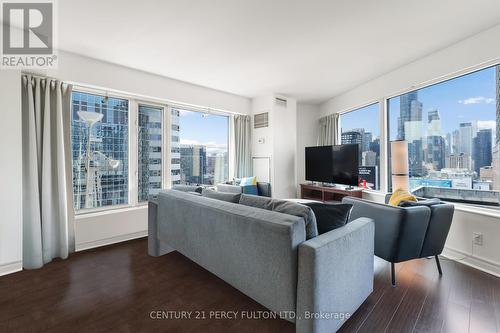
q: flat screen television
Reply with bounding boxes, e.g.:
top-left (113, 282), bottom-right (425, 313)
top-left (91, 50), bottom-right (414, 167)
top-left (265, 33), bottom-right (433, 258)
top-left (305, 144), bottom-right (359, 186)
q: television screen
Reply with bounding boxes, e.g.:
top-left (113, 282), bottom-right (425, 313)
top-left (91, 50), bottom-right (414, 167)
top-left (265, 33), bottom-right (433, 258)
top-left (305, 144), bottom-right (359, 186)
top-left (332, 144), bottom-right (359, 186)
top-left (305, 146), bottom-right (334, 183)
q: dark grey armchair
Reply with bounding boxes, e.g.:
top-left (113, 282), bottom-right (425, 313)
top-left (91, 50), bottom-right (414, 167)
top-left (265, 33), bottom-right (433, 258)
top-left (342, 196), bottom-right (454, 285)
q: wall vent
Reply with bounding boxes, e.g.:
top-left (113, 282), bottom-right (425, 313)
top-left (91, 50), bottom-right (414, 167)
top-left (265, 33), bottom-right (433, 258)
top-left (254, 112), bottom-right (269, 128)
top-left (275, 97), bottom-right (287, 107)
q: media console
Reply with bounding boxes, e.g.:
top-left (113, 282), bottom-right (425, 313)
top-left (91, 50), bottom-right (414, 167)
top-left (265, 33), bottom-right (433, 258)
top-left (300, 183), bottom-right (363, 202)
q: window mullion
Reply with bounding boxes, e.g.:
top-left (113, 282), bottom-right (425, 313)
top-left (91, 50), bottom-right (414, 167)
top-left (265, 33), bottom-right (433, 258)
top-left (129, 99), bottom-right (139, 207)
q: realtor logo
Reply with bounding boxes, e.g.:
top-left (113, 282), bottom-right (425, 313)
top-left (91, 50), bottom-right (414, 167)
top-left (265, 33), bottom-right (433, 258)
top-left (1, 0), bottom-right (57, 68)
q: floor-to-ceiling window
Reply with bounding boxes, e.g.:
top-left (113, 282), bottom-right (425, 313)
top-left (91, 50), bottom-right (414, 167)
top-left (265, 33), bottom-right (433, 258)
top-left (388, 65), bottom-right (499, 207)
top-left (340, 103), bottom-right (381, 190)
top-left (71, 91), bottom-right (129, 210)
top-left (171, 108), bottom-right (229, 186)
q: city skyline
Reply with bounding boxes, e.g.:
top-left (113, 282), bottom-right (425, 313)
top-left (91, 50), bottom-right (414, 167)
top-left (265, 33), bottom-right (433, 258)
top-left (341, 66), bottom-right (497, 138)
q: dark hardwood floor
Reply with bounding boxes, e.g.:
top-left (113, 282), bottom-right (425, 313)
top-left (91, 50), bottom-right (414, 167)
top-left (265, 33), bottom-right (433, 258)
top-left (1, 238), bottom-right (499, 332)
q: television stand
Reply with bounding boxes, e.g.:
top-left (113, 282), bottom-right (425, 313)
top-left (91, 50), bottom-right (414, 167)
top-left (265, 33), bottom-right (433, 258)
top-left (300, 184), bottom-right (362, 203)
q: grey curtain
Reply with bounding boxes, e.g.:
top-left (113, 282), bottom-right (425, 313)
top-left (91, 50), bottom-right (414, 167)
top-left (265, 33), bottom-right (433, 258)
top-left (22, 75), bottom-right (74, 269)
top-left (318, 113), bottom-right (338, 146)
top-left (234, 114), bottom-right (252, 178)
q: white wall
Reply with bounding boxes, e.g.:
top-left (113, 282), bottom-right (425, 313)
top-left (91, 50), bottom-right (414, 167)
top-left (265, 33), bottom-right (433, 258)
top-left (48, 51), bottom-right (251, 115)
top-left (273, 97), bottom-right (297, 199)
top-left (295, 103), bottom-right (321, 196)
top-left (319, 23), bottom-right (500, 276)
top-left (0, 70), bottom-right (23, 275)
top-left (251, 95), bottom-right (298, 199)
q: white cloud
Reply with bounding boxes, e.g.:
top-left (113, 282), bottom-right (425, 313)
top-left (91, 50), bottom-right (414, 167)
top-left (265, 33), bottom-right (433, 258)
top-left (477, 120), bottom-right (496, 130)
top-left (179, 139), bottom-right (227, 155)
top-left (458, 96), bottom-right (495, 105)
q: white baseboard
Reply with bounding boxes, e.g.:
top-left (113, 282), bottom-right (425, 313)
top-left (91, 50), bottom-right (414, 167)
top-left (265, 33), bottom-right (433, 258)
top-left (0, 261), bottom-right (22, 277)
top-left (442, 246), bottom-right (500, 278)
top-left (76, 230), bottom-right (147, 252)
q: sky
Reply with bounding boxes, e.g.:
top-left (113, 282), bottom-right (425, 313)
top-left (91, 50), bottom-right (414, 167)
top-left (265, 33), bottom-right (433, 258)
top-left (341, 65), bottom-right (498, 140)
top-left (178, 109), bottom-right (229, 154)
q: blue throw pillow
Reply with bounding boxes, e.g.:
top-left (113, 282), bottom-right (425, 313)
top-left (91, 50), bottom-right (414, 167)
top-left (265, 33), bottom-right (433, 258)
top-left (241, 185), bottom-right (258, 195)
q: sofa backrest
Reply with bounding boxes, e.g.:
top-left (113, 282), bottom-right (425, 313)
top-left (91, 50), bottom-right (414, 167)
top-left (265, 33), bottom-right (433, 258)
top-left (156, 189), bottom-right (306, 314)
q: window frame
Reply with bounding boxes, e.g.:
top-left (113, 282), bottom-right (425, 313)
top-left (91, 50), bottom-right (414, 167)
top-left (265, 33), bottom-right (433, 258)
top-left (333, 59), bottom-right (500, 209)
top-left (170, 106), bottom-right (231, 186)
top-left (337, 101), bottom-right (386, 193)
top-left (71, 86), bottom-right (233, 216)
top-left (384, 61), bottom-right (500, 208)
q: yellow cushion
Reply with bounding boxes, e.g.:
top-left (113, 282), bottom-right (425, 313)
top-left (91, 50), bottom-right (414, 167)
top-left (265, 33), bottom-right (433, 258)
top-left (388, 188), bottom-right (417, 206)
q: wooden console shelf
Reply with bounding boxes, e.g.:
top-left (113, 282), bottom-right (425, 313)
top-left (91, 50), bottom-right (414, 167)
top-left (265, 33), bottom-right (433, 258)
top-left (300, 184), bottom-right (363, 203)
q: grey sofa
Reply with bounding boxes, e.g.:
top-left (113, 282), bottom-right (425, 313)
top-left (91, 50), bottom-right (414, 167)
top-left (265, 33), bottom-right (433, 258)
top-left (148, 189), bottom-right (375, 333)
top-left (342, 196), bottom-right (454, 285)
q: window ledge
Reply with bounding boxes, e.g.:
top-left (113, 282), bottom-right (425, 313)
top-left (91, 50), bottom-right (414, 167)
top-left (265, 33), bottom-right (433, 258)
top-left (75, 205), bottom-right (148, 220)
top-left (452, 203), bottom-right (500, 219)
top-left (366, 191), bottom-right (500, 219)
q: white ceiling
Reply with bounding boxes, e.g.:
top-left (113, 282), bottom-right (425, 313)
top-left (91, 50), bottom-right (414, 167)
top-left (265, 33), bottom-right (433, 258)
top-left (57, 0), bottom-right (500, 103)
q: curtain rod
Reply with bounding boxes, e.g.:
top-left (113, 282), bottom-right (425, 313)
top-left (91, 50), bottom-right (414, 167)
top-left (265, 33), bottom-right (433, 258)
top-left (20, 72), bottom-right (247, 116)
top-left (22, 71), bottom-right (61, 82)
top-left (69, 81), bottom-right (246, 117)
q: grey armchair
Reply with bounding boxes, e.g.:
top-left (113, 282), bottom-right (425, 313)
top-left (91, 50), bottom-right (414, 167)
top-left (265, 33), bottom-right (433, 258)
top-left (342, 196), bottom-right (454, 285)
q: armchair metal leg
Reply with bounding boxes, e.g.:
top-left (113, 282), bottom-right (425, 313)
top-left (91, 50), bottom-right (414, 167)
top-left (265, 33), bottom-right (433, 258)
top-left (435, 255), bottom-right (443, 275)
top-left (391, 263), bottom-right (396, 286)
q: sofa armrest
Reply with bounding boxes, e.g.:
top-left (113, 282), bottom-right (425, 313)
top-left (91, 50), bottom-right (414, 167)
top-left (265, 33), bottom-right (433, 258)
top-left (342, 197), bottom-right (431, 263)
top-left (296, 218), bottom-right (374, 333)
top-left (148, 200), bottom-right (174, 257)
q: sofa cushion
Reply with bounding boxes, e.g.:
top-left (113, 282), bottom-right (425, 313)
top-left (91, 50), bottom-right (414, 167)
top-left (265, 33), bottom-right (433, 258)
top-left (303, 202), bottom-right (352, 234)
top-left (201, 188), bottom-right (241, 203)
top-left (239, 194), bottom-right (274, 210)
top-left (172, 184), bottom-right (203, 194)
top-left (272, 200), bottom-right (318, 239)
top-left (399, 198), bottom-right (441, 207)
top-left (239, 194), bottom-right (318, 239)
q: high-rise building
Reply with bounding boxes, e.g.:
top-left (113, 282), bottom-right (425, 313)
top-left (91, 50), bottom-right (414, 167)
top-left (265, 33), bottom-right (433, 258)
top-left (427, 136), bottom-right (446, 171)
top-left (213, 153), bottom-right (228, 184)
top-left (448, 153), bottom-right (471, 169)
top-left (426, 110), bottom-right (445, 171)
top-left (362, 151), bottom-right (377, 167)
top-left (452, 129), bottom-right (460, 154)
top-left (180, 144), bottom-right (207, 184)
top-left (398, 92), bottom-right (424, 176)
top-left (341, 131), bottom-right (363, 162)
top-left (458, 122), bottom-right (473, 169)
top-left (473, 129), bottom-right (493, 174)
top-left (138, 106), bottom-right (162, 201)
top-left (397, 91), bottom-right (422, 140)
top-left (171, 108), bottom-right (181, 184)
top-left (363, 132), bottom-right (372, 152)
